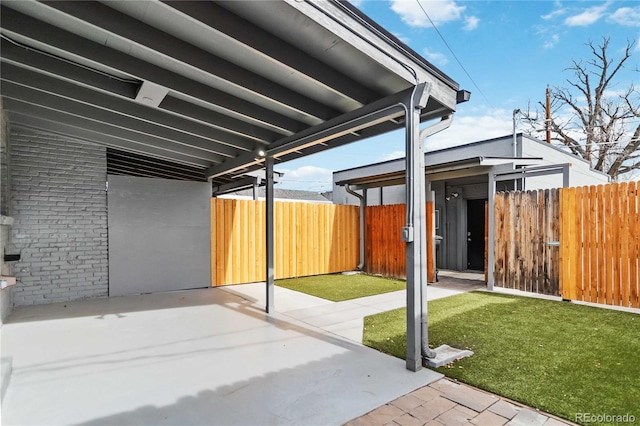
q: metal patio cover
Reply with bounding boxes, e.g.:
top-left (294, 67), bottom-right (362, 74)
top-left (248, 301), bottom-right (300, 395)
top-left (0, 0), bottom-right (461, 184)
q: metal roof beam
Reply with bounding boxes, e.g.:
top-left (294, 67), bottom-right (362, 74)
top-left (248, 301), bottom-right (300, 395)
top-left (212, 177), bottom-right (261, 197)
top-left (8, 115), bottom-right (211, 168)
top-left (107, 161), bottom-right (204, 182)
top-left (0, 61), bottom-right (258, 153)
top-left (1, 81), bottom-right (235, 159)
top-left (0, 36), bottom-right (139, 98)
top-left (0, 6), bottom-right (303, 135)
top-left (205, 87), bottom-right (414, 179)
top-left (4, 101), bottom-right (222, 164)
top-left (44, 1), bottom-right (338, 125)
top-left (107, 149), bottom-right (206, 178)
top-left (163, 0), bottom-right (374, 107)
top-left (159, 96), bottom-right (278, 144)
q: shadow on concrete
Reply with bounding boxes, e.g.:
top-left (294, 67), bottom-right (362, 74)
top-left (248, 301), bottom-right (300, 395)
top-left (6, 286), bottom-right (241, 324)
top-left (2, 286), bottom-right (441, 425)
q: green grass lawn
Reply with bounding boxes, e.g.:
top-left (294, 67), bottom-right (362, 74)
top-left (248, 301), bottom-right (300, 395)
top-left (276, 273), bottom-right (405, 302)
top-left (363, 292), bottom-right (639, 425)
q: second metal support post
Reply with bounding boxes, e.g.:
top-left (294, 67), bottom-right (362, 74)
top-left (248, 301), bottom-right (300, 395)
top-left (265, 156), bottom-right (275, 313)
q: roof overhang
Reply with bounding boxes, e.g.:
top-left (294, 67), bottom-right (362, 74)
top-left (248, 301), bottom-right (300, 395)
top-left (335, 156), bottom-right (545, 190)
top-left (0, 0), bottom-right (463, 184)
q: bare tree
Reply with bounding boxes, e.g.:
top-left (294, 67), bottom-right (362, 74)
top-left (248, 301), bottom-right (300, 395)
top-left (522, 37), bottom-right (640, 180)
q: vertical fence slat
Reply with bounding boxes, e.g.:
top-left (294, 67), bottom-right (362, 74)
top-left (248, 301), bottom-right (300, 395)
top-left (559, 187), bottom-right (570, 299)
top-left (611, 184), bottom-right (619, 305)
top-left (605, 185), bottom-right (614, 305)
top-left (574, 187), bottom-right (584, 301)
top-left (629, 182), bottom-right (640, 308)
top-left (536, 191), bottom-right (544, 293)
top-left (620, 182), bottom-right (630, 307)
top-left (494, 192), bottom-right (505, 287)
top-left (588, 185), bottom-right (598, 303)
top-left (581, 186), bottom-right (591, 301)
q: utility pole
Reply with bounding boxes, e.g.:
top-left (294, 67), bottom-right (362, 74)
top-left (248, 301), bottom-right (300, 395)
top-left (545, 86), bottom-right (551, 144)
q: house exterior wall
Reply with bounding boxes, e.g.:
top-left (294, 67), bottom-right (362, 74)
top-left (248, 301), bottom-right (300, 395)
top-left (0, 99), bottom-right (12, 323)
top-left (9, 128), bottom-right (108, 306)
top-left (332, 134), bottom-right (611, 272)
top-left (333, 134), bottom-right (610, 206)
top-left (520, 136), bottom-right (609, 189)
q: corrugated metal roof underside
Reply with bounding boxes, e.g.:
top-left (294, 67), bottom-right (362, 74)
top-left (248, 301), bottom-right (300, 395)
top-left (0, 0), bottom-right (460, 183)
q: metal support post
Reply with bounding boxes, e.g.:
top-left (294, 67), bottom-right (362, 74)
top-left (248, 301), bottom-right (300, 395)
top-left (265, 156), bottom-right (275, 313)
top-left (487, 169), bottom-right (496, 290)
top-left (404, 83), bottom-right (429, 372)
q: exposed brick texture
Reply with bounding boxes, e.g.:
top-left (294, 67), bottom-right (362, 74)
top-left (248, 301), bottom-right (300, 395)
top-left (9, 128), bottom-right (108, 305)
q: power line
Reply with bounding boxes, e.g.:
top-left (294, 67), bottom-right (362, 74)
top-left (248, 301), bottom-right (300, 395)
top-left (415, 0), bottom-right (496, 110)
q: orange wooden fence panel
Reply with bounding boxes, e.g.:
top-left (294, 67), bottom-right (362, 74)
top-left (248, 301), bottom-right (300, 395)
top-left (211, 198), bottom-right (359, 286)
top-left (364, 202), bottom-right (436, 281)
top-left (560, 181), bottom-right (640, 308)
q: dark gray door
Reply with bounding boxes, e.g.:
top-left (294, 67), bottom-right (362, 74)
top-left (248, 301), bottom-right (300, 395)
top-left (466, 199), bottom-right (486, 271)
top-left (107, 175), bottom-right (211, 296)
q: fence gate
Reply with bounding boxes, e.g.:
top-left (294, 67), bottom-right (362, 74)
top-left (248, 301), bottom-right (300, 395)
top-left (493, 189), bottom-right (560, 295)
top-left (494, 182), bottom-right (639, 309)
top-left (560, 182), bottom-right (639, 308)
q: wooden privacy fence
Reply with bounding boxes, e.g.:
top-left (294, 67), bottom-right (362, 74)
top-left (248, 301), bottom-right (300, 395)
top-left (494, 181), bottom-right (639, 308)
top-left (560, 181), bottom-right (639, 308)
top-left (493, 189), bottom-right (560, 295)
top-left (365, 202), bottom-right (436, 282)
top-left (211, 198), bottom-right (359, 286)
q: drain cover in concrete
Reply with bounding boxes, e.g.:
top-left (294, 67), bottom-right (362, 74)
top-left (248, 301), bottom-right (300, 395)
top-left (423, 345), bottom-right (473, 368)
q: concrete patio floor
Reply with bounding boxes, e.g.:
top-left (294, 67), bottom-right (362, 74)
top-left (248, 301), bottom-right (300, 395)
top-left (3, 271), bottom-right (576, 426)
top-left (1, 282), bottom-right (453, 426)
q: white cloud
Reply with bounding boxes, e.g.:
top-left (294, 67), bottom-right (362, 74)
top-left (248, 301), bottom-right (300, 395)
top-left (541, 9), bottom-right (566, 20)
top-left (347, 0), bottom-right (364, 7)
top-left (543, 34), bottom-right (560, 49)
top-left (564, 3), bottom-right (609, 26)
top-left (276, 165), bottom-right (333, 191)
top-left (463, 16), bottom-right (479, 31)
top-left (379, 150), bottom-right (405, 162)
top-left (607, 7), bottom-right (640, 26)
top-left (390, 0), bottom-right (465, 27)
top-left (425, 110), bottom-right (515, 151)
top-left (422, 48), bottom-right (449, 66)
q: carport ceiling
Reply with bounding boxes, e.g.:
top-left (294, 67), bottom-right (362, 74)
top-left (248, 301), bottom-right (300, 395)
top-left (0, 0), bottom-right (462, 184)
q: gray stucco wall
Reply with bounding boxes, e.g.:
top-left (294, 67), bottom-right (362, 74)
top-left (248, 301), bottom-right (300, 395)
top-left (9, 128), bottom-right (108, 306)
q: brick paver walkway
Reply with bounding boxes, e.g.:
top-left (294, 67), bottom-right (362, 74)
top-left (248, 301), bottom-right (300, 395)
top-left (345, 378), bottom-right (574, 426)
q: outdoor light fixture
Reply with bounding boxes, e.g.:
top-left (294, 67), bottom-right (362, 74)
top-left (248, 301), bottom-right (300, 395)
top-left (254, 149), bottom-right (266, 160)
top-left (445, 192), bottom-right (459, 201)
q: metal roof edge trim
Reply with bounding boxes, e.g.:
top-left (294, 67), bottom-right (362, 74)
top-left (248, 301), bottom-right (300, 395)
top-left (332, 0), bottom-right (459, 91)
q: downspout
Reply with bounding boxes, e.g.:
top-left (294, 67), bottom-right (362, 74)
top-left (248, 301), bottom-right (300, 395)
top-left (345, 184), bottom-right (365, 271)
top-left (419, 114), bottom-right (454, 361)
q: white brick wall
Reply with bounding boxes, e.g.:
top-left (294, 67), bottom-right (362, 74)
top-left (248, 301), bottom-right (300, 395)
top-left (9, 129), bottom-right (108, 305)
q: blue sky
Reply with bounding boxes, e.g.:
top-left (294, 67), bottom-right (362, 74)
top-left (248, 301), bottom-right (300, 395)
top-left (276, 0), bottom-right (640, 191)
